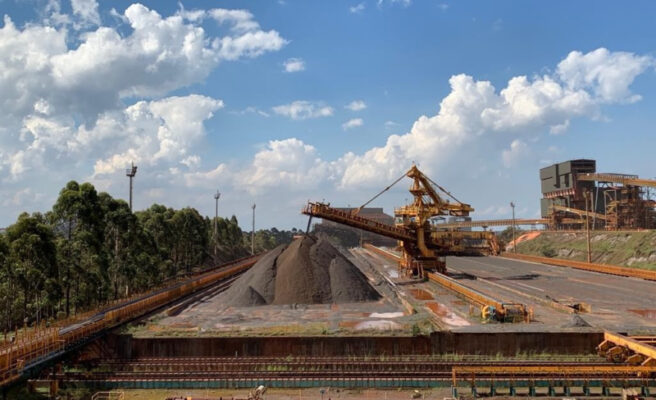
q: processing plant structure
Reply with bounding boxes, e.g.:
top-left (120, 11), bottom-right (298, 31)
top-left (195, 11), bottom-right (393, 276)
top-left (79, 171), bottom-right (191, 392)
top-left (541, 159), bottom-right (656, 230)
top-left (434, 159), bottom-right (656, 232)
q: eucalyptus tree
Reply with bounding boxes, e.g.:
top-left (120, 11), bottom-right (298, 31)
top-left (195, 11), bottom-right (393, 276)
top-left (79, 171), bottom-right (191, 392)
top-left (51, 181), bottom-right (107, 315)
top-left (5, 213), bottom-right (58, 325)
top-left (136, 204), bottom-right (177, 278)
top-left (0, 233), bottom-right (13, 331)
top-left (170, 207), bottom-right (208, 275)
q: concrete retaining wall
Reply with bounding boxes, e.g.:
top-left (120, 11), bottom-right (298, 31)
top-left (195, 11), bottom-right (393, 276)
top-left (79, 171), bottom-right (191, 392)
top-left (108, 331), bottom-right (603, 358)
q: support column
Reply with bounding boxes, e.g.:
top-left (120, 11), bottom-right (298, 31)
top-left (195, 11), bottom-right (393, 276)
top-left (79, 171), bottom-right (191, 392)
top-left (49, 379), bottom-right (59, 398)
top-left (548, 385), bottom-right (556, 397)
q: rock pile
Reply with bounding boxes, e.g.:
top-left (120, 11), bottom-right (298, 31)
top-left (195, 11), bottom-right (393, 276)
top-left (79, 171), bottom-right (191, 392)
top-left (222, 236), bottom-right (380, 306)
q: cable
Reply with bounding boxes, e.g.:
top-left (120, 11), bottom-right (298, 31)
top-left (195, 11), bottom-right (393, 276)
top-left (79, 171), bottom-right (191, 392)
top-left (352, 171), bottom-right (408, 214)
top-left (426, 175), bottom-right (463, 204)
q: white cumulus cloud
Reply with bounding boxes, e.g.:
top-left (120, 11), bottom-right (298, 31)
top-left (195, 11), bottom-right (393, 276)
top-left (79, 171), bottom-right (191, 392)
top-left (240, 139), bottom-right (335, 193)
top-left (501, 139), bottom-right (529, 168)
top-left (283, 57), bottom-right (305, 72)
top-left (556, 48), bottom-right (653, 103)
top-left (0, 3), bottom-right (286, 221)
top-left (71, 0), bottom-right (101, 27)
top-left (378, 0), bottom-right (412, 7)
top-left (91, 95), bottom-right (224, 175)
top-left (217, 48), bottom-right (654, 197)
top-left (0, 3), bottom-right (285, 126)
top-left (273, 101), bottom-right (334, 120)
top-left (336, 49), bottom-right (651, 188)
top-left (345, 100), bottom-right (367, 111)
top-left (342, 118), bottom-right (364, 130)
top-left (350, 3), bottom-right (366, 13)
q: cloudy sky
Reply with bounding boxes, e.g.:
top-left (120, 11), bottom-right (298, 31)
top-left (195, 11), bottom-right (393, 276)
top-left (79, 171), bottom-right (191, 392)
top-left (1, 0), bottom-right (656, 229)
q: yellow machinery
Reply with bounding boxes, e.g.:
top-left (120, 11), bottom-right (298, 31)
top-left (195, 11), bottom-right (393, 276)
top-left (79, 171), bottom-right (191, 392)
top-left (302, 165), bottom-right (499, 277)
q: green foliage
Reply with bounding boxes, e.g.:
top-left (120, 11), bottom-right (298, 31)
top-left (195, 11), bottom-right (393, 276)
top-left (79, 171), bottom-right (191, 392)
top-left (515, 231), bottom-right (656, 270)
top-left (4, 212), bottom-right (58, 329)
top-left (245, 227), bottom-right (301, 254)
top-left (540, 246), bottom-right (556, 258)
top-left (210, 215), bottom-right (250, 262)
top-left (0, 181), bottom-right (259, 332)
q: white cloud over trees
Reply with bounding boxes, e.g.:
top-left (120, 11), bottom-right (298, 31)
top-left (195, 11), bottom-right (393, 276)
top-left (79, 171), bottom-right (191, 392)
top-left (0, 2), bottom-right (286, 222)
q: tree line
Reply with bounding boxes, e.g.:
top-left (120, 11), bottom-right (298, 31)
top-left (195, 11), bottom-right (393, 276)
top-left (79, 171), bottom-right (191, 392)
top-left (0, 181), bottom-right (298, 333)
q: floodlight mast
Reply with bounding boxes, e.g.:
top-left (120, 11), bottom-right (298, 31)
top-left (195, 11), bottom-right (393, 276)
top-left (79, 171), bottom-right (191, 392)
top-left (126, 162), bottom-right (138, 211)
top-left (213, 190), bottom-right (221, 258)
top-left (251, 204), bottom-right (256, 255)
top-left (214, 190), bottom-right (221, 233)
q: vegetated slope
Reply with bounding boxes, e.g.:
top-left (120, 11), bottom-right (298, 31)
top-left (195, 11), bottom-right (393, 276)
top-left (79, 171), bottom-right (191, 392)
top-left (221, 235), bottom-right (381, 306)
top-left (515, 231), bottom-right (656, 270)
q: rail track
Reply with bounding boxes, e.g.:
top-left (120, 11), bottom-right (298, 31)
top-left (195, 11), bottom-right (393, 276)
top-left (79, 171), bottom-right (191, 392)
top-left (94, 358), bottom-right (613, 372)
top-left (56, 357), bottom-right (620, 381)
top-left (51, 357), bottom-right (656, 395)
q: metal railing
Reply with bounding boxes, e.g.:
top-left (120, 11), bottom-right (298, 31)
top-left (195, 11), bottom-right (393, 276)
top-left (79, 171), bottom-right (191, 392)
top-left (92, 391), bottom-right (125, 400)
top-left (501, 252), bottom-right (656, 281)
top-left (303, 202), bottom-right (414, 241)
top-left (0, 254), bottom-right (261, 387)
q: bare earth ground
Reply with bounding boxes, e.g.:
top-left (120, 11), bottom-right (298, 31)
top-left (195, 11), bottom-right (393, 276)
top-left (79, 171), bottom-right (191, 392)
top-left (447, 255), bottom-right (656, 333)
top-left (128, 243), bottom-right (656, 337)
top-left (129, 248), bottom-right (427, 337)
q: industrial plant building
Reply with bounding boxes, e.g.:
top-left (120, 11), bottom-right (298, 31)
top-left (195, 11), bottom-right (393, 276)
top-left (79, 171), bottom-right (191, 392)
top-left (540, 159), bottom-right (656, 229)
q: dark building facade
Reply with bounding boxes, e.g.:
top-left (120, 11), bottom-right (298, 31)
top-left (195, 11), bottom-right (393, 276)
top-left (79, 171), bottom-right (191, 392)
top-left (539, 159), bottom-right (597, 217)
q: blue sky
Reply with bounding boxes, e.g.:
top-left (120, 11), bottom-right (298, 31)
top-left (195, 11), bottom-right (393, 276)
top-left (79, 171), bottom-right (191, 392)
top-left (1, 0), bottom-right (655, 229)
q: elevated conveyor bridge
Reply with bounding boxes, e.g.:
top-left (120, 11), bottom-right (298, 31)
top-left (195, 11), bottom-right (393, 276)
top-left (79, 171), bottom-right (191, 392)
top-left (577, 173), bottom-right (656, 188)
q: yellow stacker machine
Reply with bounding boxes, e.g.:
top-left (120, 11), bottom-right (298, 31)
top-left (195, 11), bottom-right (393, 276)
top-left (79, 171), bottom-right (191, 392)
top-left (303, 165), bottom-right (499, 278)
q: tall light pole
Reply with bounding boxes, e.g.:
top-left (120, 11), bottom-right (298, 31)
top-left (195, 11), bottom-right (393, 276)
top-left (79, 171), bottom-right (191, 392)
top-left (126, 162), bottom-right (137, 211)
top-left (510, 201), bottom-right (516, 253)
top-left (584, 190), bottom-right (592, 263)
top-left (213, 190), bottom-right (221, 234)
top-left (213, 190), bottom-right (221, 258)
top-left (251, 203), bottom-right (256, 255)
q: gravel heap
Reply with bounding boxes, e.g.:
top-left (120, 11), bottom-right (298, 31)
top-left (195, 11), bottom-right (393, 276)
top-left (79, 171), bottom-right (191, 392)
top-left (561, 315), bottom-right (591, 328)
top-left (221, 235), bottom-right (380, 306)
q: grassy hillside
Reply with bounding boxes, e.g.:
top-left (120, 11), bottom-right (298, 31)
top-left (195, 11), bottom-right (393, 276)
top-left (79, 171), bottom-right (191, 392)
top-left (515, 231), bottom-right (656, 270)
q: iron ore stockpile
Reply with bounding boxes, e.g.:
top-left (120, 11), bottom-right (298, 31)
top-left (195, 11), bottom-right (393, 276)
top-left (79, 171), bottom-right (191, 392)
top-left (221, 235), bottom-right (380, 306)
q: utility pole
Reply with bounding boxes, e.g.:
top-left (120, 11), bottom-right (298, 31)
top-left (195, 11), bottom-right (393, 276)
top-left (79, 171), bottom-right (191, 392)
top-left (126, 162), bottom-right (137, 211)
top-left (213, 190), bottom-right (221, 234)
top-left (510, 201), bottom-right (516, 253)
top-left (584, 190), bottom-right (592, 263)
top-left (213, 190), bottom-right (220, 258)
top-left (251, 203), bottom-right (256, 255)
